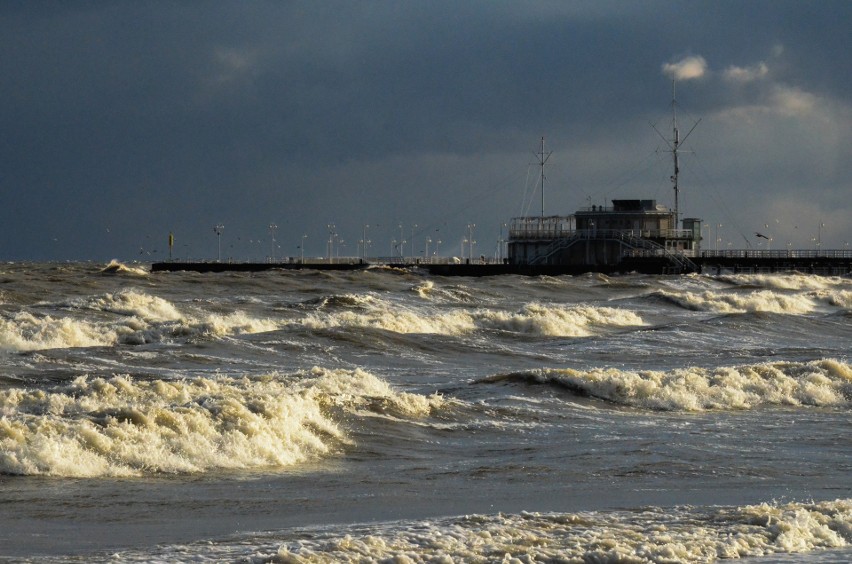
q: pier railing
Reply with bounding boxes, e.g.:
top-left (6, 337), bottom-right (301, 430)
top-left (509, 227), bottom-right (696, 241)
top-left (697, 249), bottom-right (852, 260)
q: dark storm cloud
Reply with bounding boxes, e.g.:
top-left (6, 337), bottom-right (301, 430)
top-left (1, 1), bottom-right (850, 260)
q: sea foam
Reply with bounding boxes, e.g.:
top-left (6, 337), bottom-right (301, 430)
top-left (117, 499), bottom-right (851, 562)
top-left (0, 368), bottom-right (445, 477)
top-left (495, 359), bottom-right (852, 411)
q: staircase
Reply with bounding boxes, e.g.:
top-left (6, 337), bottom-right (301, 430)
top-left (527, 230), bottom-right (698, 273)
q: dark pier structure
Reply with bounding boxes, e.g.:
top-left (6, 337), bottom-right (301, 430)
top-left (150, 250), bottom-right (852, 277)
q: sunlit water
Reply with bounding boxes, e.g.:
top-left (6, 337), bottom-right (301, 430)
top-left (1, 262), bottom-right (850, 561)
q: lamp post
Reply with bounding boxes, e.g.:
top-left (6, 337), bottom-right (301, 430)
top-left (362, 224), bottom-right (370, 260)
top-left (410, 224), bottom-right (417, 259)
top-left (300, 234), bottom-right (307, 263)
top-left (269, 223), bottom-right (278, 262)
top-left (214, 224), bottom-right (224, 262)
top-left (327, 224), bottom-right (336, 263)
top-left (715, 223), bottom-right (722, 253)
top-left (467, 223), bottom-right (475, 261)
top-left (424, 238), bottom-right (431, 262)
top-left (817, 222), bottom-right (825, 253)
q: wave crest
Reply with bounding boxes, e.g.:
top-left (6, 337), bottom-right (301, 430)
top-left (657, 289), bottom-right (817, 314)
top-left (85, 289), bottom-right (182, 322)
top-left (476, 304), bottom-right (644, 336)
top-left (0, 368), bottom-right (445, 477)
top-left (100, 260), bottom-right (149, 276)
top-left (496, 359), bottom-right (852, 411)
top-left (303, 298), bottom-right (643, 337)
top-left (0, 312), bottom-right (117, 351)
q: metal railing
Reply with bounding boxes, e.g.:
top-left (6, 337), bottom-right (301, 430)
top-left (509, 227), bottom-right (698, 241)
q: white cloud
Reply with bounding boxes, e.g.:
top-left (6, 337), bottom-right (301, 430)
top-left (723, 62), bottom-right (769, 83)
top-left (770, 85), bottom-right (817, 116)
top-left (662, 56), bottom-right (707, 80)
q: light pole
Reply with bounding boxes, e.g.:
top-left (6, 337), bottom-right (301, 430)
top-left (425, 238), bottom-right (431, 262)
top-left (214, 224), bottom-right (224, 262)
top-left (327, 224), bottom-right (336, 263)
top-left (362, 224), bottom-right (370, 260)
top-left (269, 223), bottom-right (278, 262)
top-left (410, 224), bottom-right (417, 259)
top-left (817, 222), bottom-right (825, 252)
top-left (715, 223), bottom-right (722, 253)
top-left (300, 234), bottom-right (307, 263)
top-left (467, 223), bottom-right (475, 261)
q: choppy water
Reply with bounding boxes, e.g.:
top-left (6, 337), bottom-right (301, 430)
top-left (1, 262), bottom-right (850, 562)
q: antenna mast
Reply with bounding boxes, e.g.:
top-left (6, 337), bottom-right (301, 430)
top-left (652, 80), bottom-right (700, 229)
top-left (537, 136), bottom-right (552, 219)
top-left (671, 79), bottom-right (680, 227)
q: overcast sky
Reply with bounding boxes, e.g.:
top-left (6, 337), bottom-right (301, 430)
top-left (1, 1), bottom-right (850, 262)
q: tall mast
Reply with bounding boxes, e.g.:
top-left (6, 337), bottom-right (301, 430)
top-left (537, 136), bottom-right (552, 219)
top-left (653, 80), bottom-right (700, 229)
top-left (671, 79), bottom-right (680, 227)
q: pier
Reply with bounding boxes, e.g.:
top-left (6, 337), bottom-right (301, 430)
top-left (150, 249), bottom-right (852, 276)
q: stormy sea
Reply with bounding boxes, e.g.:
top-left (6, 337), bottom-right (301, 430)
top-left (1, 261), bottom-right (850, 562)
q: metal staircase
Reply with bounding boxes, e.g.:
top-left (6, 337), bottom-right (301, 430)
top-left (527, 230), bottom-right (698, 273)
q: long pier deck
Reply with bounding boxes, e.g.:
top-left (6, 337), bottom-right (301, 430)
top-left (151, 250), bottom-right (852, 276)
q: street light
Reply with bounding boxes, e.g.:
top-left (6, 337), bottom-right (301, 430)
top-left (327, 224), bottom-right (336, 263)
top-left (269, 223), bottom-right (278, 262)
top-left (300, 234), bottom-right (307, 263)
top-left (467, 223), bottom-right (475, 261)
top-left (213, 224), bottom-right (224, 262)
top-left (362, 224), bottom-right (370, 260)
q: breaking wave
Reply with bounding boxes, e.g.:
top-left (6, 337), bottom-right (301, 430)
top-left (656, 289), bottom-right (818, 314)
top-left (0, 368), bottom-right (446, 477)
top-left (475, 303), bottom-right (644, 336)
top-left (1, 290), bottom-right (285, 351)
top-left (719, 273), bottom-right (852, 292)
top-left (83, 288), bottom-right (182, 322)
top-left (0, 311), bottom-right (117, 351)
top-left (110, 499), bottom-right (852, 562)
top-left (100, 260), bottom-right (149, 276)
top-left (303, 298), bottom-right (644, 337)
top-left (489, 359), bottom-right (852, 411)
